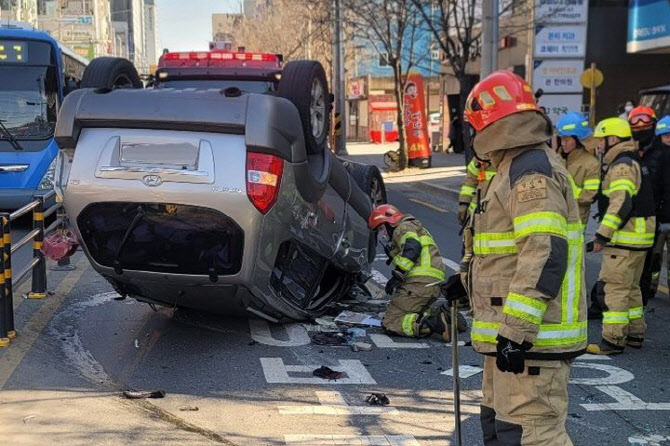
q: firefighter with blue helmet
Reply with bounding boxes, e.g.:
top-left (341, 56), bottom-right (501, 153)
top-left (555, 112), bottom-right (601, 225)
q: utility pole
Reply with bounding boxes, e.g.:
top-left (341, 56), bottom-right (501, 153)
top-left (333, 0), bottom-right (347, 155)
top-left (526, 0), bottom-right (535, 86)
top-left (480, 0), bottom-right (498, 79)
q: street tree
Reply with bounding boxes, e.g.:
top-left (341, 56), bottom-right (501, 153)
top-left (343, 0), bottom-right (430, 170)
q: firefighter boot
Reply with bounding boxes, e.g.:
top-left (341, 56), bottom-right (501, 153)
top-left (586, 341), bottom-right (624, 356)
top-left (420, 307), bottom-right (450, 342)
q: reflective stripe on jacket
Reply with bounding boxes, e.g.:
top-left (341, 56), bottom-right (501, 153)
top-left (469, 142), bottom-right (587, 360)
top-left (390, 217), bottom-right (446, 283)
top-left (459, 159), bottom-right (496, 204)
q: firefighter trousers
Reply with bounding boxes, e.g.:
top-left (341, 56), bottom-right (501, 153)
top-left (382, 283), bottom-right (438, 337)
top-left (481, 356), bottom-right (573, 446)
top-left (599, 247), bottom-right (647, 348)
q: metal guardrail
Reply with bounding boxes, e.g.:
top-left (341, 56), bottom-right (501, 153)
top-left (0, 190), bottom-right (68, 347)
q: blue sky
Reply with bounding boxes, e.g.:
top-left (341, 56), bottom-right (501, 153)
top-left (157, 0), bottom-right (241, 52)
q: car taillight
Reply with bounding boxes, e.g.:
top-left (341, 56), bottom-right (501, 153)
top-left (246, 152), bottom-right (283, 214)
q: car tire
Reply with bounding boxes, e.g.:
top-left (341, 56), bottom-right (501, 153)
top-left (348, 163), bottom-right (387, 207)
top-left (81, 57), bottom-right (143, 90)
top-left (278, 61), bottom-right (330, 155)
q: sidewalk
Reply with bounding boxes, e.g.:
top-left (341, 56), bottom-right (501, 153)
top-left (342, 142), bottom-right (466, 198)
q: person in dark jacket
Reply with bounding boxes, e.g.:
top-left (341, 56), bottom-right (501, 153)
top-left (629, 106), bottom-right (662, 304)
top-left (648, 116), bottom-right (670, 295)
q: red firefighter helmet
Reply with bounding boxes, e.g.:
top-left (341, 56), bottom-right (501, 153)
top-left (368, 204), bottom-right (404, 230)
top-left (464, 70), bottom-right (540, 132)
top-left (628, 105), bottom-right (657, 131)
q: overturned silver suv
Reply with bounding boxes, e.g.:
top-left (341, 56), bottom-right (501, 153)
top-left (54, 58), bottom-right (386, 322)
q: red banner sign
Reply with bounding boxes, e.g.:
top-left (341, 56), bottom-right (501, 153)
top-left (402, 73), bottom-right (431, 165)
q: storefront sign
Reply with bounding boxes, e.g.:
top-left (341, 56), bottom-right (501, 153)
top-left (402, 73), bottom-right (431, 163)
top-left (533, 59), bottom-right (584, 93)
top-left (536, 0), bottom-right (588, 24)
top-left (627, 0), bottom-right (670, 53)
top-left (537, 94), bottom-right (584, 126)
top-left (535, 25), bottom-right (586, 58)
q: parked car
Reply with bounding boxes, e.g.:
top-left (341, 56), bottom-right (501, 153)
top-left (54, 56), bottom-right (386, 322)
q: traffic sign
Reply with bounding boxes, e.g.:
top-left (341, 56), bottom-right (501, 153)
top-left (581, 67), bottom-right (604, 89)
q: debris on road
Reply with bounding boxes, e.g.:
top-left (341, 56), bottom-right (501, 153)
top-left (22, 415), bottom-right (36, 424)
top-left (351, 342), bottom-right (373, 352)
top-left (365, 393), bottom-right (390, 406)
top-left (122, 389), bottom-right (166, 399)
top-left (334, 311), bottom-right (382, 327)
top-left (312, 366), bottom-right (344, 380)
top-left (311, 332), bottom-right (347, 346)
top-left (179, 406), bottom-right (200, 412)
top-left (347, 327), bottom-right (367, 338)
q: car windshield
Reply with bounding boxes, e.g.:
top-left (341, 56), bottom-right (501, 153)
top-left (0, 65), bottom-right (58, 141)
top-left (156, 79), bottom-right (275, 94)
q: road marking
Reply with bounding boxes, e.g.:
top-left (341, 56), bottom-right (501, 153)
top-left (629, 434), bottom-right (670, 445)
top-left (0, 256), bottom-right (88, 389)
top-left (279, 390), bottom-right (399, 415)
top-left (441, 257), bottom-right (460, 272)
top-left (441, 365), bottom-right (483, 378)
top-left (369, 334), bottom-right (428, 349)
top-left (570, 363), bottom-right (634, 386)
top-left (582, 386), bottom-right (670, 411)
top-left (260, 358), bottom-right (376, 385)
top-left (249, 319), bottom-right (311, 347)
top-left (409, 198), bottom-right (448, 213)
top-left (284, 435), bottom-right (420, 445)
top-left (577, 354), bottom-right (612, 361)
top-left (370, 269), bottom-right (389, 286)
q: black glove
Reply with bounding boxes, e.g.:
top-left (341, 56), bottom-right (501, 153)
top-left (495, 335), bottom-right (531, 374)
top-left (385, 270), bottom-right (403, 295)
top-left (440, 273), bottom-right (467, 302)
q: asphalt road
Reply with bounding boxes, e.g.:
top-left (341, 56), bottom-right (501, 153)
top-left (1, 181), bottom-right (669, 445)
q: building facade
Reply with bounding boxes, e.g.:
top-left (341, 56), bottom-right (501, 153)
top-left (0, 0), bottom-right (38, 27)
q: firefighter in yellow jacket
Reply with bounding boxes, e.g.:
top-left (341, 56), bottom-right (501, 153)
top-left (555, 112), bottom-right (601, 225)
top-left (587, 118), bottom-right (655, 355)
top-left (368, 204), bottom-right (463, 341)
top-left (464, 71), bottom-right (586, 445)
top-left (458, 157), bottom-right (497, 225)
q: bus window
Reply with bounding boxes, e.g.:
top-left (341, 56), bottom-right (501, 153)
top-left (0, 65), bottom-right (58, 145)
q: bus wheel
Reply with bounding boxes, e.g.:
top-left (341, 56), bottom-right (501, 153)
top-left (81, 57), bottom-right (142, 90)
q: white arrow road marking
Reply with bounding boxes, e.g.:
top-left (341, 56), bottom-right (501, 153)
top-left (441, 365), bottom-right (483, 378)
top-left (582, 386), bottom-right (670, 411)
top-left (284, 435), bottom-right (420, 445)
top-left (369, 334), bottom-right (429, 349)
top-left (570, 362), bottom-right (635, 386)
top-left (371, 269), bottom-right (389, 286)
top-left (249, 319), bottom-right (311, 347)
top-left (628, 434), bottom-right (670, 445)
top-left (441, 257), bottom-right (460, 272)
top-left (577, 354), bottom-right (612, 361)
top-left (260, 358), bottom-right (377, 385)
top-left (279, 391), bottom-right (399, 415)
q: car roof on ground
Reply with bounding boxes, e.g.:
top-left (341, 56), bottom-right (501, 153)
top-left (640, 84), bottom-right (670, 95)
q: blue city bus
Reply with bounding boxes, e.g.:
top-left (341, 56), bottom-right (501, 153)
top-left (0, 21), bottom-right (88, 209)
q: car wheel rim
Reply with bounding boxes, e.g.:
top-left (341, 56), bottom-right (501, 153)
top-left (370, 176), bottom-right (384, 205)
top-left (114, 74), bottom-right (134, 89)
top-left (310, 79), bottom-right (326, 139)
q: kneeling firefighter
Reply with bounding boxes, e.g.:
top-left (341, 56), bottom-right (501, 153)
top-left (368, 204), bottom-right (466, 341)
top-left (463, 70), bottom-right (587, 445)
